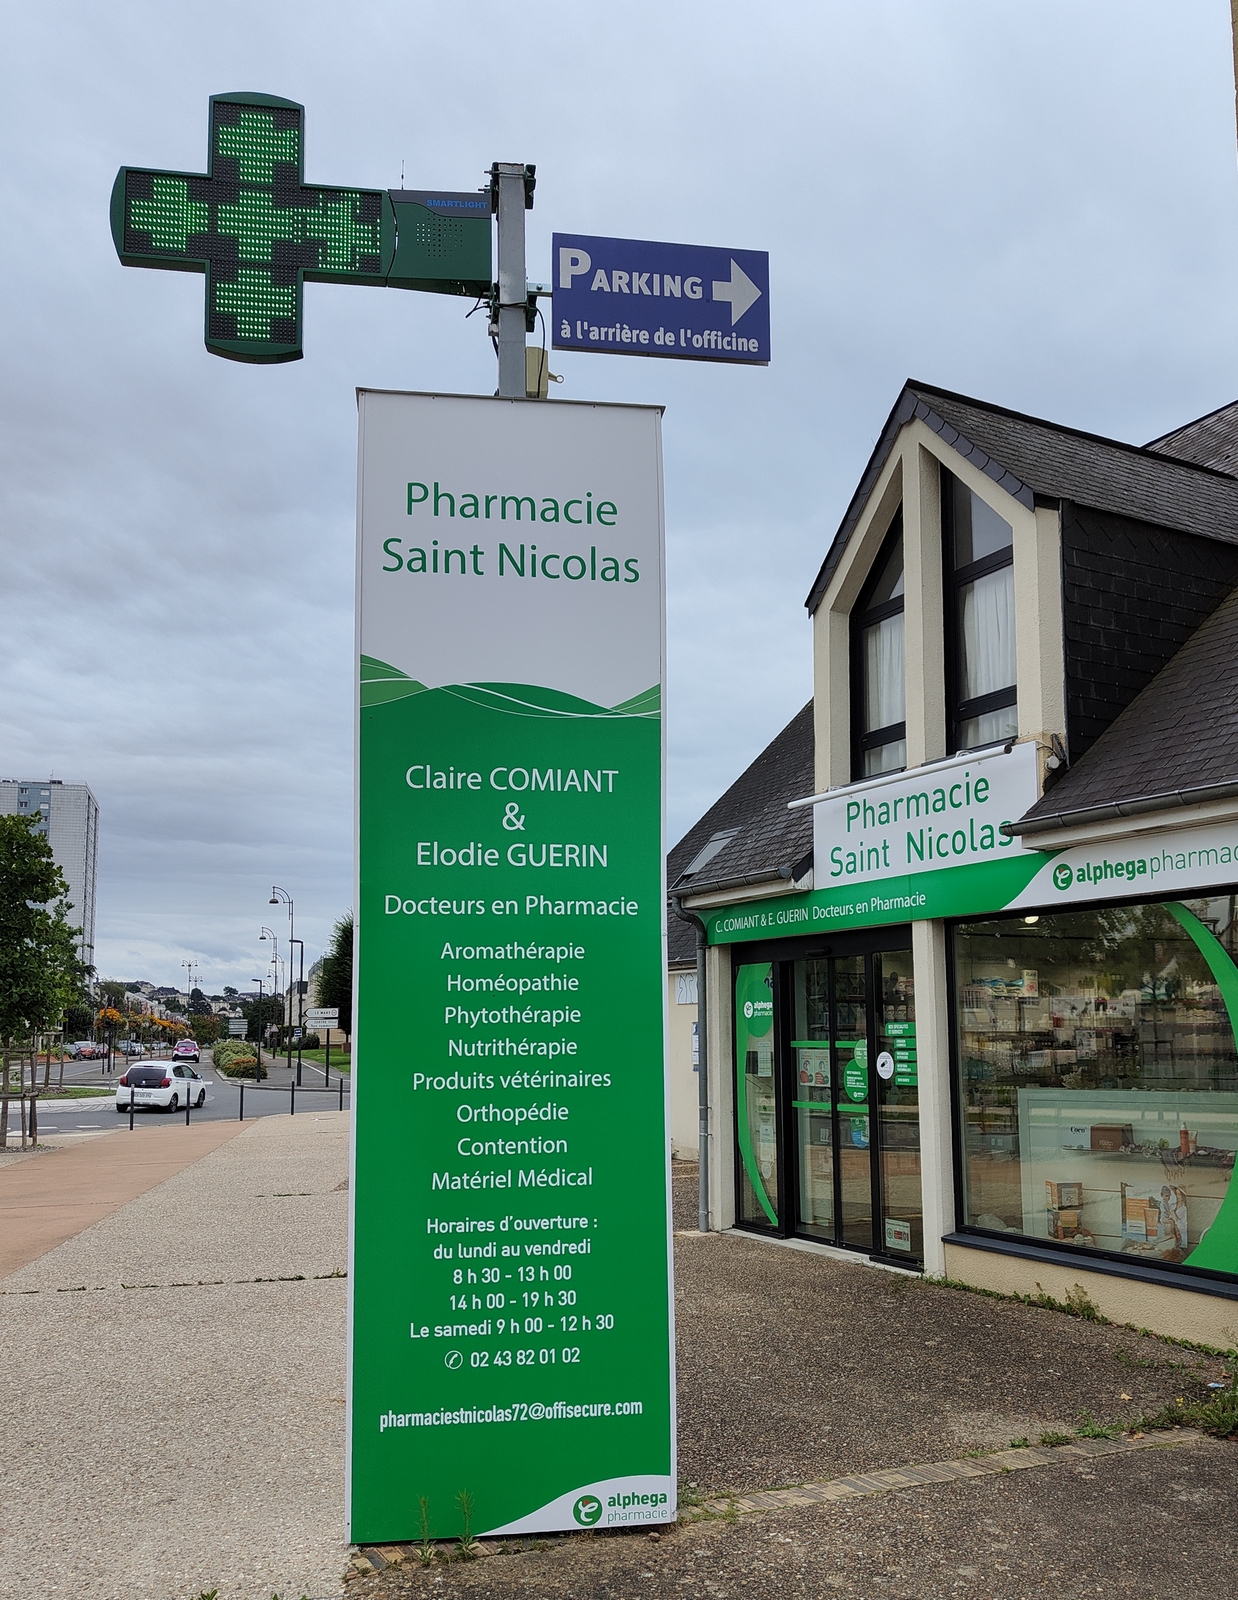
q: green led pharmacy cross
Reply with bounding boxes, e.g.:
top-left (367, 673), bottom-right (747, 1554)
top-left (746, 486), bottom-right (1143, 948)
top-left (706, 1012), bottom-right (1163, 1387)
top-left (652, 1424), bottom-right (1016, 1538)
top-left (111, 92), bottom-right (393, 363)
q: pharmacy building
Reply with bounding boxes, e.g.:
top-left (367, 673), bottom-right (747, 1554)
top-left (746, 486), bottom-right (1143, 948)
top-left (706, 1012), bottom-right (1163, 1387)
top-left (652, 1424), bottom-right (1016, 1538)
top-left (668, 382), bottom-right (1238, 1346)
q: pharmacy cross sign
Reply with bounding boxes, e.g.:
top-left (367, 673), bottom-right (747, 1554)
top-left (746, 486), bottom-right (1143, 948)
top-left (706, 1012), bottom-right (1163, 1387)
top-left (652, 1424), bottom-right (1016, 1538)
top-left (111, 92), bottom-right (394, 363)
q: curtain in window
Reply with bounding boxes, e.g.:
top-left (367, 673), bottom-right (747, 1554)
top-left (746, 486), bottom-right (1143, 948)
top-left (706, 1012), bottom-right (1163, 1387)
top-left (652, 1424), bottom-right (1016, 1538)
top-left (960, 567), bottom-right (1015, 701)
top-left (863, 612), bottom-right (905, 732)
top-left (864, 738), bottom-right (906, 776)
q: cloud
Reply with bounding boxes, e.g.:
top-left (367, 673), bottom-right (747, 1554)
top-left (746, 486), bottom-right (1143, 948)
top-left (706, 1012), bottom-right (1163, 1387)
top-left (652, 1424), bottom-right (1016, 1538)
top-left (2, 1), bottom-right (1236, 984)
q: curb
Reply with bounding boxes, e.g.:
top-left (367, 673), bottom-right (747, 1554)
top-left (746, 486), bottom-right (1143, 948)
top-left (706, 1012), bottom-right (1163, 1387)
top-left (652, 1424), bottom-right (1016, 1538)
top-left (692, 1427), bottom-right (1203, 1518)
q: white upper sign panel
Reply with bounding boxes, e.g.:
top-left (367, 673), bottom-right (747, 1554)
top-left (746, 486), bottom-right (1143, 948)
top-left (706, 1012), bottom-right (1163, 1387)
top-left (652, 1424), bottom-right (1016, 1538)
top-left (356, 392), bottom-right (665, 708)
top-left (811, 742), bottom-right (1041, 893)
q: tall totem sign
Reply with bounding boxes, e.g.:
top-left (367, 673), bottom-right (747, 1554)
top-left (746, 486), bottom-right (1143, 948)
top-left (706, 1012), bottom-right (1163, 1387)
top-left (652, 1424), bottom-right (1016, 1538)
top-left (349, 391), bottom-right (674, 1540)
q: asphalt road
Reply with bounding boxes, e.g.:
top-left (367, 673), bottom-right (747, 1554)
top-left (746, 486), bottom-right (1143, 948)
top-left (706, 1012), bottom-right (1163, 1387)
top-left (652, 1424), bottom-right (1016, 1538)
top-left (22, 1047), bottom-right (349, 1134)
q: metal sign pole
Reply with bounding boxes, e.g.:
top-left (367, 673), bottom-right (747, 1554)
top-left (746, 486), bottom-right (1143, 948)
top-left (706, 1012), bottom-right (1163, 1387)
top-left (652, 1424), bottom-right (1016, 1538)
top-left (492, 162), bottom-right (533, 398)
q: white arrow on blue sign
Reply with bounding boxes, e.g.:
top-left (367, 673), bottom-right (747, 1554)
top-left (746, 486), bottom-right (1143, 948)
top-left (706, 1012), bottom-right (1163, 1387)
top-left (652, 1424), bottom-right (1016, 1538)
top-left (551, 233), bottom-right (769, 365)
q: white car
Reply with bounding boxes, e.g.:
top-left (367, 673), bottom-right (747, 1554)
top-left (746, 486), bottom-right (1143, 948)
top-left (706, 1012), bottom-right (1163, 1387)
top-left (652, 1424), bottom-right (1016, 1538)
top-left (116, 1060), bottom-right (208, 1113)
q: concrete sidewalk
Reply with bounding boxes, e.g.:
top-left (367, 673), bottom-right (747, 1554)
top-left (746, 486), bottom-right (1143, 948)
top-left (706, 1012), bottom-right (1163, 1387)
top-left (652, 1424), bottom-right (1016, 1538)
top-left (2, 1133), bottom-right (1235, 1600)
top-left (0, 1112), bottom-right (350, 1600)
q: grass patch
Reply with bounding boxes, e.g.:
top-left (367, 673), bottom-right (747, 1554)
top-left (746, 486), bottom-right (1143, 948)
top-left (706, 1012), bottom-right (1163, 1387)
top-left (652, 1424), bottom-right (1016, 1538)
top-left (1123, 1324), bottom-right (1237, 1360)
top-left (1008, 1437), bottom-right (1029, 1449)
top-left (293, 1049), bottom-right (350, 1071)
top-left (37, 1086), bottom-right (113, 1099)
top-left (1075, 1409), bottom-right (1120, 1440)
top-left (1114, 1347), bottom-right (1191, 1373)
top-left (1038, 1430), bottom-right (1073, 1447)
top-left (1134, 1377), bottom-right (1238, 1438)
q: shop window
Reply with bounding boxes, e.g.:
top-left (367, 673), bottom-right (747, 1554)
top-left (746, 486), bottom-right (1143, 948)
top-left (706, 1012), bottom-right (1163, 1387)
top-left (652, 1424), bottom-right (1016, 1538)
top-left (942, 469), bottom-right (1016, 752)
top-left (851, 514), bottom-right (905, 779)
top-left (954, 900), bottom-right (1238, 1276)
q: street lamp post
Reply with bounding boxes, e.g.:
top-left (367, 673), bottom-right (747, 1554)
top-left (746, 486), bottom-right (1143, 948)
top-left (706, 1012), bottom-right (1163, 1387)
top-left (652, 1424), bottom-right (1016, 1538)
top-left (250, 978), bottom-right (264, 1071)
top-left (269, 888), bottom-right (301, 1083)
top-left (181, 958), bottom-right (198, 1058)
top-left (287, 938), bottom-right (305, 1085)
top-left (259, 927), bottom-right (280, 1065)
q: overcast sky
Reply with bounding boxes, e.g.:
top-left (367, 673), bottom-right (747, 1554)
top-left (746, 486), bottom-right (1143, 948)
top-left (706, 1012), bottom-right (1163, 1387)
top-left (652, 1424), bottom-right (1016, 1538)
top-left (2, 2), bottom-right (1237, 991)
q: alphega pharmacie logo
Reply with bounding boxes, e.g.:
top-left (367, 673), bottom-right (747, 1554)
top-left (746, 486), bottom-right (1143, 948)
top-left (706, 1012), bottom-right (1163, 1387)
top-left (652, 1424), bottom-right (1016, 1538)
top-left (573, 1494), bottom-right (603, 1526)
top-left (743, 999), bottom-right (773, 1021)
top-left (1052, 863), bottom-right (1073, 890)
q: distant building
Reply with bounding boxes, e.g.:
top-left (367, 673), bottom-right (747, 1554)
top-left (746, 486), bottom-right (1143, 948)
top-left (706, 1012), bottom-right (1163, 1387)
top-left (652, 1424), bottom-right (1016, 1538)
top-left (0, 779), bottom-right (99, 965)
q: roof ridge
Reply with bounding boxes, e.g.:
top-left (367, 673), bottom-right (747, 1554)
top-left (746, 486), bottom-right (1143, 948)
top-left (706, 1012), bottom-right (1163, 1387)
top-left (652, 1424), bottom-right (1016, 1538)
top-left (1145, 394), bottom-right (1238, 451)
top-left (908, 381), bottom-right (1238, 483)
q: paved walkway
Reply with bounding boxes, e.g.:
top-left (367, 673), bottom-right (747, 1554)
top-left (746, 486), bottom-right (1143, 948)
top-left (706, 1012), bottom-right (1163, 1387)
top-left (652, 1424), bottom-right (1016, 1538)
top-left (0, 1112), bottom-right (350, 1600)
top-left (0, 1119), bottom-right (246, 1276)
top-left (1, 1134), bottom-right (1234, 1600)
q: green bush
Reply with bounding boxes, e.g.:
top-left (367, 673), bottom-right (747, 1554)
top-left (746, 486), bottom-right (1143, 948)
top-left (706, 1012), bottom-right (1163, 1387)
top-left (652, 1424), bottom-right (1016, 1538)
top-left (211, 1038), bottom-right (265, 1079)
top-left (217, 1056), bottom-right (264, 1080)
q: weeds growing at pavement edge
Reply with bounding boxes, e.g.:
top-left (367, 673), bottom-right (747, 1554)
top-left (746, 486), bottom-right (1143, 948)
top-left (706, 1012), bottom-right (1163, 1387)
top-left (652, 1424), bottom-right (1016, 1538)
top-left (418, 1496), bottom-right (435, 1566)
top-left (455, 1489), bottom-right (480, 1560)
top-left (924, 1273), bottom-right (1105, 1322)
top-left (1075, 1409), bottom-right (1120, 1439)
top-left (1134, 1373), bottom-right (1238, 1438)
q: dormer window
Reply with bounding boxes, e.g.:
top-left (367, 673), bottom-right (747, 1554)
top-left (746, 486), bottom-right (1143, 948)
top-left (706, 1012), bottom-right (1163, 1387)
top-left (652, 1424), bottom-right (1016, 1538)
top-left (943, 469), bottom-right (1017, 751)
top-left (851, 514), bottom-right (905, 778)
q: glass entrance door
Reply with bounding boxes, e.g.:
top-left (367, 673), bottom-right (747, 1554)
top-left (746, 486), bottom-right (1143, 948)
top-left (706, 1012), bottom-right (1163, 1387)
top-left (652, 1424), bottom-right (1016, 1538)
top-left (874, 953), bottom-right (922, 1260)
top-left (793, 958), bottom-right (833, 1237)
top-left (783, 947), bottom-right (923, 1263)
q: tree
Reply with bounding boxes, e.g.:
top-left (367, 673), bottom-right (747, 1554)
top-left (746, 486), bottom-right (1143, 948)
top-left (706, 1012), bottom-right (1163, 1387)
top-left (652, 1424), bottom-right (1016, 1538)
top-left (190, 1013), bottom-right (224, 1045)
top-left (223, 985), bottom-right (238, 998)
top-left (63, 999), bottom-right (95, 1038)
top-left (97, 979), bottom-right (128, 1008)
top-left (318, 912), bottom-right (353, 1039)
top-left (241, 993), bottom-right (283, 1043)
top-left (0, 814), bottom-right (88, 1043)
top-left (188, 986), bottom-right (212, 1016)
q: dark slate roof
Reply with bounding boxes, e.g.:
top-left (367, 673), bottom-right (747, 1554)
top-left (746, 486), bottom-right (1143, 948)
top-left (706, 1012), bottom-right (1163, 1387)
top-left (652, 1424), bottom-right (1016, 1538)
top-left (806, 382), bottom-right (1238, 614)
top-left (1146, 398), bottom-right (1238, 478)
top-left (666, 702), bottom-right (815, 964)
top-left (1016, 580), bottom-right (1238, 831)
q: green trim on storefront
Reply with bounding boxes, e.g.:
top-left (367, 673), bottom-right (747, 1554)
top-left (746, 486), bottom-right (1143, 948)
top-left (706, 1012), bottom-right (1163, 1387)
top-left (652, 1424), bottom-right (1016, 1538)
top-left (734, 963), bottom-right (777, 1226)
top-left (705, 850), bottom-right (1053, 944)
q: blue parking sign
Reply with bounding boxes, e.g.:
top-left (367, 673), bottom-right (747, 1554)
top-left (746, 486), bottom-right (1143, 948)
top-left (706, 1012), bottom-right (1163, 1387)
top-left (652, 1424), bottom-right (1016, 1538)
top-left (552, 233), bottom-right (769, 365)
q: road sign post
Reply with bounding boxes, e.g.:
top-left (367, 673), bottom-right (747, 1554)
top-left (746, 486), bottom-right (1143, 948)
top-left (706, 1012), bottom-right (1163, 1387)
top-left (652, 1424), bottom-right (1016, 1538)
top-left (348, 390), bottom-right (673, 1543)
top-left (491, 163), bottom-right (536, 398)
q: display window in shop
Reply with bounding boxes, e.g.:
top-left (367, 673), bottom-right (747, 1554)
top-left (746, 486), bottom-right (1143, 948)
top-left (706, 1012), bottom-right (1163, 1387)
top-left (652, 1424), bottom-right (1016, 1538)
top-left (954, 896), bottom-right (1238, 1276)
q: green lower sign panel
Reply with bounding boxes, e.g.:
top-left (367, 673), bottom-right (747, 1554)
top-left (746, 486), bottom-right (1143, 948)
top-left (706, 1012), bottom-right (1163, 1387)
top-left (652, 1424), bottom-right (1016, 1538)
top-left (348, 391), bottom-right (674, 1542)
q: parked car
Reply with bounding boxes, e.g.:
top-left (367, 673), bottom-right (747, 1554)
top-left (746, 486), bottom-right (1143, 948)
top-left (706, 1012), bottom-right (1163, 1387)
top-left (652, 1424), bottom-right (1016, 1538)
top-left (119, 1040), bottom-right (144, 1056)
top-left (116, 1061), bottom-right (208, 1112)
top-left (172, 1038), bottom-right (201, 1064)
top-left (68, 1040), bottom-right (105, 1060)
